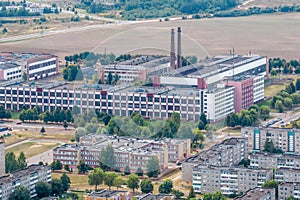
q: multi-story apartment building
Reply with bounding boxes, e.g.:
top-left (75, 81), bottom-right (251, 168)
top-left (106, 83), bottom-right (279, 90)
top-left (192, 165), bottom-right (273, 195)
top-left (234, 188), bottom-right (276, 200)
top-left (250, 152), bottom-right (300, 169)
top-left (0, 63), bottom-right (22, 81)
top-left (54, 135), bottom-right (189, 172)
top-left (275, 168), bottom-right (300, 183)
top-left (242, 127), bottom-right (300, 154)
top-left (279, 182), bottom-right (300, 200)
top-left (0, 165), bottom-right (51, 200)
top-left (182, 138), bottom-right (248, 183)
top-left (25, 55), bottom-right (58, 80)
top-left (0, 141), bottom-right (5, 177)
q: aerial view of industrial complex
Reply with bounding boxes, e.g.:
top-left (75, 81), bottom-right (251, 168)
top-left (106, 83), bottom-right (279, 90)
top-left (0, 0), bottom-right (300, 199)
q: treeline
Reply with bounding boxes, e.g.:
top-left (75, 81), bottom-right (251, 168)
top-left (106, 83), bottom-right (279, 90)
top-left (270, 81), bottom-right (300, 113)
top-left (0, 7), bottom-right (40, 17)
top-left (226, 105), bottom-right (270, 127)
top-left (19, 106), bottom-right (73, 123)
top-left (63, 64), bottom-right (83, 81)
top-left (76, 0), bottom-right (238, 20)
top-left (269, 58), bottom-right (300, 75)
top-left (213, 4), bottom-right (300, 17)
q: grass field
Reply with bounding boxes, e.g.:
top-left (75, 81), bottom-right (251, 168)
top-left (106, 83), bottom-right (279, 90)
top-left (6, 141), bottom-right (60, 158)
top-left (1, 13), bottom-right (300, 60)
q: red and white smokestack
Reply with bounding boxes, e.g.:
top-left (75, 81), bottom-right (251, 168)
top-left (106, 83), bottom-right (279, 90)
top-left (170, 29), bottom-right (176, 70)
top-left (177, 27), bottom-right (182, 69)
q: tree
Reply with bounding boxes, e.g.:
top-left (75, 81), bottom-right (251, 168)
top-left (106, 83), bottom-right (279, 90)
top-left (104, 172), bottom-right (118, 190)
top-left (283, 97), bottom-right (293, 110)
top-left (43, 110), bottom-right (52, 123)
top-left (124, 165), bottom-right (131, 175)
top-left (172, 189), bottom-right (184, 199)
top-left (188, 187), bottom-right (196, 198)
top-left (64, 164), bottom-right (70, 172)
top-left (75, 127), bottom-right (86, 142)
top-left (140, 179), bottom-right (153, 193)
top-left (106, 72), bottom-right (113, 84)
top-left (264, 139), bottom-right (275, 153)
top-left (270, 69), bottom-right (277, 77)
top-left (63, 120), bottom-right (68, 130)
top-left (35, 181), bottom-right (51, 198)
top-left (72, 105), bottom-right (81, 115)
top-left (99, 144), bottom-right (115, 171)
top-left (8, 186), bottom-right (30, 200)
top-left (2, 27), bottom-right (7, 34)
top-left (291, 93), bottom-right (300, 104)
top-left (5, 152), bottom-right (18, 173)
top-left (296, 79), bottom-right (300, 90)
top-left (275, 100), bottom-right (284, 113)
top-left (5, 109), bottom-right (11, 119)
top-left (61, 172), bottom-right (71, 191)
top-left (51, 160), bottom-right (62, 170)
top-left (260, 106), bottom-right (270, 120)
top-left (159, 180), bottom-right (173, 194)
top-left (203, 191), bottom-right (226, 200)
top-left (287, 196), bottom-right (296, 200)
top-left (88, 168), bottom-right (104, 191)
top-left (262, 180), bottom-right (279, 199)
top-left (200, 112), bottom-right (208, 126)
top-left (53, 108), bottom-right (61, 123)
top-left (18, 151), bottom-right (27, 169)
top-left (127, 174), bottom-right (139, 192)
top-left (136, 167), bottom-right (143, 176)
top-left (198, 120), bottom-right (205, 130)
top-left (65, 109), bottom-right (73, 122)
top-left (51, 178), bottom-right (64, 197)
top-left (40, 126), bottom-right (46, 133)
top-left (77, 160), bottom-right (89, 174)
top-left (147, 156), bottom-right (160, 178)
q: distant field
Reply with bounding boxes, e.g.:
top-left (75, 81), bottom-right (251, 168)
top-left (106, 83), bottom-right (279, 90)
top-left (1, 13), bottom-right (300, 60)
top-left (241, 0), bottom-right (300, 8)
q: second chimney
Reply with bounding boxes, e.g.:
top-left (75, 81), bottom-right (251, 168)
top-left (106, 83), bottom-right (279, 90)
top-left (177, 27), bottom-right (182, 69)
top-left (170, 29), bottom-right (175, 70)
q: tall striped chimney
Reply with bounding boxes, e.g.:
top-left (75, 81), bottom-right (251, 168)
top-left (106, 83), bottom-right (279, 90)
top-left (177, 27), bottom-right (182, 69)
top-left (170, 29), bottom-right (176, 70)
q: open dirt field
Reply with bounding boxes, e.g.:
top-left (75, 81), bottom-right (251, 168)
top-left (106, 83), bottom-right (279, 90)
top-left (1, 13), bottom-right (300, 60)
top-left (6, 141), bottom-right (60, 158)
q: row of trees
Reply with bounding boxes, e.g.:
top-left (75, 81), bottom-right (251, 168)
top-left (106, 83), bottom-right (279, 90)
top-left (226, 105), bottom-right (268, 127)
top-left (270, 82), bottom-right (300, 113)
top-left (5, 151), bottom-right (27, 173)
top-left (63, 64), bottom-right (83, 81)
top-left (0, 105), bottom-right (11, 119)
top-left (0, 7), bottom-right (40, 17)
top-left (19, 107), bottom-right (73, 124)
top-left (64, 51), bottom-right (116, 66)
top-left (269, 58), bottom-right (300, 75)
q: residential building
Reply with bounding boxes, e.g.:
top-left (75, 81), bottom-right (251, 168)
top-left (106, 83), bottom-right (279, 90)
top-left (250, 152), bottom-right (300, 169)
top-left (242, 127), bottom-right (300, 154)
top-left (182, 138), bottom-right (247, 183)
top-left (0, 141), bottom-right (4, 177)
top-left (54, 135), bottom-right (190, 172)
top-left (274, 168), bottom-right (300, 183)
top-left (0, 165), bottom-right (51, 200)
top-left (0, 63), bottom-right (22, 81)
top-left (86, 190), bottom-right (130, 200)
top-left (192, 165), bottom-right (273, 195)
top-left (234, 188), bottom-right (276, 200)
top-left (25, 55), bottom-right (58, 80)
top-left (279, 182), bottom-right (300, 200)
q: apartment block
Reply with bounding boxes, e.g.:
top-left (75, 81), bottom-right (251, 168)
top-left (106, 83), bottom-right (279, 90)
top-left (182, 138), bottom-right (248, 183)
top-left (26, 55), bottom-right (58, 80)
top-left (242, 127), bottom-right (300, 154)
top-left (0, 141), bottom-right (5, 177)
top-left (0, 165), bottom-right (51, 200)
top-left (275, 168), bottom-right (300, 183)
top-left (54, 135), bottom-right (190, 172)
top-left (234, 188), bottom-right (275, 200)
top-left (192, 165), bottom-right (273, 195)
top-left (279, 182), bottom-right (300, 200)
top-left (250, 152), bottom-right (300, 169)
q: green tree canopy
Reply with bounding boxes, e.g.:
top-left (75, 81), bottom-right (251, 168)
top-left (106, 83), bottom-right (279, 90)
top-left (262, 180), bottom-right (279, 199)
top-left (51, 178), bottom-right (64, 197)
top-left (35, 181), bottom-right (51, 199)
top-left (203, 191), bottom-right (226, 200)
top-left (99, 144), bottom-right (115, 171)
top-left (127, 174), bottom-right (139, 192)
top-left (8, 186), bottom-right (30, 200)
top-left (104, 172), bottom-right (118, 190)
top-left (61, 172), bottom-right (71, 191)
top-left (159, 180), bottom-right (173, 194)
top-left (140, 179), bottom-right (153, 193)
top-left (147, 156), bottom-right (160, 178)
top-left (88, 168), bottom-right (104, 190)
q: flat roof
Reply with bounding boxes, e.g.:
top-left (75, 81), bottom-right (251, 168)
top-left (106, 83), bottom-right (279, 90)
top-left (234, 188), bottom-right (275, 200)
top-left (0, 63), bottom-right (20, 70)
top-left (88, 190), bottom-right (128, 198)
